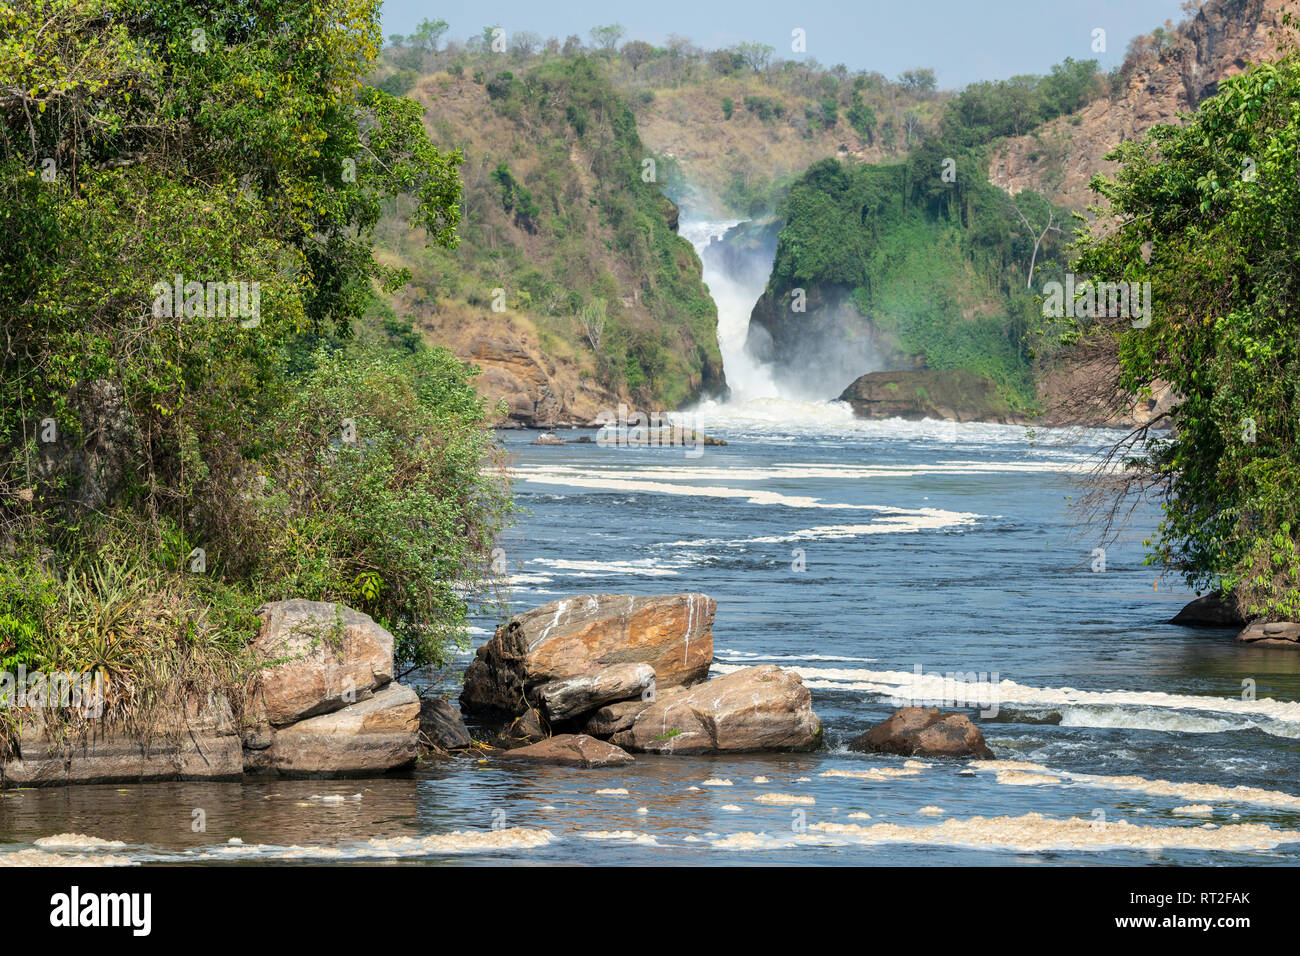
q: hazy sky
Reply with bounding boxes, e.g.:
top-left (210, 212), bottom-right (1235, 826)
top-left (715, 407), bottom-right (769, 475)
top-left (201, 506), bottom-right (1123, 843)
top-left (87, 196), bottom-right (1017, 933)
top-left (380, 0), bottom-right (1193, 88)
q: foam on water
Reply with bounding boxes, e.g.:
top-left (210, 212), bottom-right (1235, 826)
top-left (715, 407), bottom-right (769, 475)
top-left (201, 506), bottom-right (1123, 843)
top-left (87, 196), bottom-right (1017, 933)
top-left (725, 663), bottom-right (1300, 739)
top-left (177, 827), bottom-right (557, 862)
top-left (974, 759), bottom-right (1300, 809)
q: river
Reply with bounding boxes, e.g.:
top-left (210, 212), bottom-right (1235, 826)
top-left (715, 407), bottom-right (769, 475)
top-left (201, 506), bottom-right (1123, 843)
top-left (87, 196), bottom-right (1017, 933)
top-left (3, 222), bottom-right (1299, 866)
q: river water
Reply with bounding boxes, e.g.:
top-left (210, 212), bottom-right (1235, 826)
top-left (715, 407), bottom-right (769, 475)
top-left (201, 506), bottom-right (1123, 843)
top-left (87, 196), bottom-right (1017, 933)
top-left (4, 226), bottom-right (1300, 867)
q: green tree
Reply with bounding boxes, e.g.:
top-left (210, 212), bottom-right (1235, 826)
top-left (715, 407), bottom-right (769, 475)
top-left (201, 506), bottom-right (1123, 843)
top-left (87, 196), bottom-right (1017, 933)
top-left (0, 0), bottom-right (501, 677)
top-left (1069, 53), bottom-right (1300, 619)
top-left (412, 17), bottom-right (449, 53)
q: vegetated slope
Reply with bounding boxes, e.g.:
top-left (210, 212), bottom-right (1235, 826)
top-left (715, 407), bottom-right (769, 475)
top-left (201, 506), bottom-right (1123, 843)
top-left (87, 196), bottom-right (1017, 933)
top-left (627, 69), bottom-right (948, 216)
top-left (990, 0), bottom-right (1295, 211)
top-left (372, 57), bottom-right (724, 426)
top-left (746, 148), bottom-right (1069, 411)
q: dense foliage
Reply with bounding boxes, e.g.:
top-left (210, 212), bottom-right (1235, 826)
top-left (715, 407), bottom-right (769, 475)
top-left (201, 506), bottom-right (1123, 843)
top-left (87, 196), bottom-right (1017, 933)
top-left (0, 0), bottom-right (509, 716)
top-left (768, 148), bottom-right (1070, 406)
top-left (1071, 52), bottom-right (1300, 619)
top-left (380, 54), bottom-right (722, 409)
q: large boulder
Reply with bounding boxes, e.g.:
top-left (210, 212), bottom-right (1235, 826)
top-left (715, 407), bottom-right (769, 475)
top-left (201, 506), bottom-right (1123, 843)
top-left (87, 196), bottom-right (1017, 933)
top-left (500, 734), bottom-right (634, 768)
top-left (837, 369), bottom-right (1020, 424)
top-left (251, 600), bottom-right (395, 727)
top-left (1235, 621), bottom-right (1300, 648)
top-left (1171, 592), bottom-right (1246, 628)
top-left (461, 593), bottom-right (715, 720)
top-left (849, 707), bottom-right (994, 759)
top-left (243, 683), bottom-right (420, 776)
top-left (534, 663), bottom-right (655, 722)
top-left (610, 665), bottom-right (822, 754)
top-left (419, 698), bottom-right (473, 751)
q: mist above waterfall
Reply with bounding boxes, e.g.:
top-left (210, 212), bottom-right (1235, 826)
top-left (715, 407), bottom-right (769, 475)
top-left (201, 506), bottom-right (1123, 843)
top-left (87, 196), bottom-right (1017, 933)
top-left (679, 216), bottom-right (882, 421)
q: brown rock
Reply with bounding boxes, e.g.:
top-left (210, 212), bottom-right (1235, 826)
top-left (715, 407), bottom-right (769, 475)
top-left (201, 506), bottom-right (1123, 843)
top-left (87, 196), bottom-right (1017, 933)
top-left (1235, 621), bottom-right (1300, 647)
top-left (611, 665), bottom-right (822, 754)
top-left (849, 707), bottom-right (994, 760)
top-left (2, 695), bottom-right (242, 786)
top-left (534, 663), bottom-right (655, 722)
top-left (582, 685), bottom-right (691, 736)
top-left (243, 683), bottom-right (420, 776)
top-left (460, 593), bottom-right (715, 720)
top-left (500, 734), bottom-right (634, 768)
top-left (251, 600), bottom-right (395, 727)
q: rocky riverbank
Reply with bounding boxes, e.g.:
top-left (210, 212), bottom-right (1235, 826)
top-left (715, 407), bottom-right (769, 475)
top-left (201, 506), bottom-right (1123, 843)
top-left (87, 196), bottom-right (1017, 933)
top-left (1, 591), bottom-right (834, 787)
top-left (1, 600), bottom-right (421, 786)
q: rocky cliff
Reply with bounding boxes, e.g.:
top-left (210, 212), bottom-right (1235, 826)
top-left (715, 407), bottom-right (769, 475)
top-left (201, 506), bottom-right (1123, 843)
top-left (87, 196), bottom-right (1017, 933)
top-left (372, 60), bottom-right (726, 427)
top-left (990, 0), bottom-right (1294, 212)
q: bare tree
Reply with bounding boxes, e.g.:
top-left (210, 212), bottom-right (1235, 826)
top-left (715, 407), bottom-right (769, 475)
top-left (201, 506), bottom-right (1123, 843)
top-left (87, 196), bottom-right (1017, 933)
top-left (1008, 194), bottom-right (1062, 289)
top-left (509, 31), bottom-right (541, 59)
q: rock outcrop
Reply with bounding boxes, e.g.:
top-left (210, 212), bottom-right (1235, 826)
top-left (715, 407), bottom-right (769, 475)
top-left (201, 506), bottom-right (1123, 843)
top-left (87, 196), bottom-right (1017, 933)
top-left (849, 707), bottom-right (994, 760)
top-left (243, 601), bottom-right (420, 776)
top-left (989, 0), bottom-right (1291, 212)
top-left (1171, 592), bottom-right (1248, 628)
top-left (501, 734), bottom-right (635, 768)
top-left (460, 593), bottom-right (716, 721)
top-left (1235, 621), bottom-right (1300, 648)
top-left (610, 665), bottom-right (822, 754)
top-left (0, 695), bottom-right (243, 787)
top-left (838, 369), bottom-right (1020, 424)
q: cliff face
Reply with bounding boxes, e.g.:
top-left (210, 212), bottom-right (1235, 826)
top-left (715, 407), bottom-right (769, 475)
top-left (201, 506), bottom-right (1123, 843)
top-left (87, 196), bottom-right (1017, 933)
top-left (375, 63), bottom-right (725, 427)
top-left (990, 0), bottom-right (1292, 211)
top-left (745, 283), bottom-right (922, 398)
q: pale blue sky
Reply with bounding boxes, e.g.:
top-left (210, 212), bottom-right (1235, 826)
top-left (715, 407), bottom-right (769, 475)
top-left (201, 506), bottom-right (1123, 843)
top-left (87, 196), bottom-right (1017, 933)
top-left (380, 0), bottom-right (1192, 87)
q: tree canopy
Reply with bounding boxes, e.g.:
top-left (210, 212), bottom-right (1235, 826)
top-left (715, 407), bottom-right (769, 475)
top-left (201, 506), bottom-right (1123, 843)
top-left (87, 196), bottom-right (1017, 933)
top-left (0, 0), bottom-right (506, 687)
top-left (1071, 51), bottom-right (1300, 619)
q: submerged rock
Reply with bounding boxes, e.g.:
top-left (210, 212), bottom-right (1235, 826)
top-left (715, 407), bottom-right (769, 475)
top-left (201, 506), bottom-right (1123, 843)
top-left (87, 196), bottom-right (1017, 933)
top-left (611, 665), bottom-right (822, 754)
top-left (461, 593), bottom-right (715, 720)
top-left (1235, 621), bottom-right (1300, 648)
top-left (849, 707), bottom-right (994, 760)
top-left (500, 734), bottom-right (634, 768)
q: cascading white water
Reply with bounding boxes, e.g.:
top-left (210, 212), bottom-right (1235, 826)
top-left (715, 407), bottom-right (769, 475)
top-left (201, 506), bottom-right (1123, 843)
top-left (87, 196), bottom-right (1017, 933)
top-left (678, 217), bottom-right (858, 430)
top-left (678, 218), bottom-right (782, 400)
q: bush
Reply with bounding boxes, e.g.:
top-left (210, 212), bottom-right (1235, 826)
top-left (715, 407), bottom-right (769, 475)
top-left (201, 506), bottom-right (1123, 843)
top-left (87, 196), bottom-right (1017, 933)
top-left (249, 347), bottom-right (511, 667)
